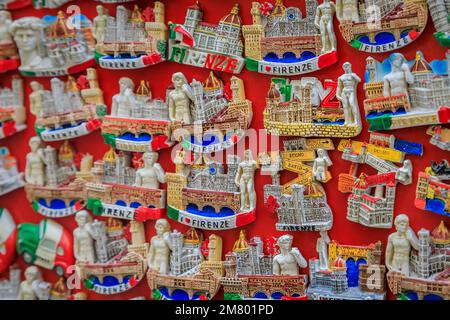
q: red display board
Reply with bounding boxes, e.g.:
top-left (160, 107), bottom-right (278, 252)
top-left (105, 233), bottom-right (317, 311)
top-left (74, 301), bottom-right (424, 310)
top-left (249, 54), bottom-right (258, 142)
top-left (0, 0), bottom-right (448, 300)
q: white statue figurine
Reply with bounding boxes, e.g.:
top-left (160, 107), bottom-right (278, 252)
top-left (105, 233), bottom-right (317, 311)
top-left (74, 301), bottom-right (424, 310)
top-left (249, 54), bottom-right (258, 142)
top-left (134, 152), bottom-right (166, 189)
top-left (148, 218), bottom-right (172, 275)
top-left (29, 81), bottom-right (45, 119)
top-left (18, 266), bottom-right (41, 300)
top-left (0, 11), bottom-right (14, 56)
top-left (111, 77), bottom-right (138, 118)
top-left (396, 160), bottom-right (413, 185)
top-left (168, 72), bottom-right (193, 124)
top-left (336, 0), bottom-right (359, 22)
top-left (383, 53), bottom-right (415, 98)
top-left (73, 210), bottom-right (96, 264)
top-left (385, 214), bottom-right (419, 276)
top-left (235, 150), bottom-right (258, 212)
top-left (273, 235), bottom-right (307, 276)
top-left (25, 136), bottom-right (46, 186)
top-left (313, 149), bottom-right (333, 182)
top-left (316, 231), bottom-right (331, 270)
top-left (337, 62), bottom-right (361, 126)
top-left (315, 0), bottom-right (337, 53)
top-left (93, 5), bottom-right (109, 43)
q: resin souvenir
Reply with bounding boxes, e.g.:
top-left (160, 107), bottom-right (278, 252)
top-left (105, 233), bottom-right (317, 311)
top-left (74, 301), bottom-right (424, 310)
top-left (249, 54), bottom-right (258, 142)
top-left (85, 149), bottom-right (166, 222)
top-left (0, 77), bottom-right (25, 139)
top-left (147, 219), bottom-right (224, 300)
top-left (0, 11), bottom-right (19, 73)
top-left (336, 0), bottom-right (428, 53)
top-left (17, 266), bottom-right (70, 300)
top-left (101, 78), bottom-right (173, 153)
top-left (17, 219), bottom-right (74, 276)
top-left (428, 0), bottom-right (450, 46)
top-left (24, 137), bottom-right (92, 218)
top-left (415, 160), bottom-right (450, 217)
top-left (259, 138), bottom-right (335, 232)
top-left (307, 237), bottom-right (386, 300)
top-left (0, 0), bottom-right (31, 10)
top-left (386, 215), bottom-right (449, 300)
top-left (221, 231), bottom-right (308, 300)
top-left (338, 135), bottom-right (415, 229)
top-left (168, 72), bottom-right (253, 153)
top-left (0, 147), bottom-right (25, 196)
top-left (0, 265), bottom-right (20, 300)
top-left (168, 2), bottom-right (245, 74)
top-left (74, 211), bottom-right (149, 295)
top-left (94, 3), bottom-right (167, 70)
top-left (427, 125), bottom-right (450, 151)
top-left (10, 12), bottom-right (95, 77)
top-left (264, 62), bottom-right (362, 138)
top-left (243, 0), bottom-right (338, 76)
top-left (30, 69), bottom-right (105, 142)
top-left (166, 150), bottom-right (259, 230)
top-left (0, 208), bottom-right (16, 274)
top-left (33, 0), bottom-right (70, 9)
top-left (363, 51), bottom-right (450, 131)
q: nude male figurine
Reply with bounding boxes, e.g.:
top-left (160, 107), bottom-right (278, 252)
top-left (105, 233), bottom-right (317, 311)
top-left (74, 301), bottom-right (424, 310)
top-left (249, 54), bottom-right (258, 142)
top-left (25, 136), bottom-right (46, 186)
top-left (111, 77), bottom-right (137, 118)
top-left (235, 150), bottom-right (258, 212)
top-left (134, 152), bottom-right (166, 189)
top-left (18, 266), bottom-right (41, 300)
top-left (383, 53), bottom-right (415, 98)
top-left (93, 5), bottom-right (109, 43)
top-left (148, 218), bottom-right (172, 275)
top-left (317, 231), bottom-right (331, 270)
top-left (168, 72), bottom-right (193, 124)
top-left (273, 235), bottom-right (307, 276)
top-left (29, 81), bottom-right (45, 119)
top-left (336, 0), bottom-right (360, 22)
top-left (337, 62), bottom-right (361, 126)
top-left (313, 149), bottom-right (333, 182)
top-left (73, 210), bottom-right (96, 264)
top-left (385, 214), bottom-right (419, 276)
top-left (315, 0), bottom-right (337, 53)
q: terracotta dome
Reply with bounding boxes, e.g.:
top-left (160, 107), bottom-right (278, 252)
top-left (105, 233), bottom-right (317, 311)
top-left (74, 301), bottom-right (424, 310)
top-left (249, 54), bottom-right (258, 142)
top-left (107, 217), bottom-right (123, 231)
top-left (203, 71), bottom-right (223, 91)
top-left (49, 11), bottom-right (75, 38)
top-left (333, 256), bottom-right (346, 269)
top-left (267, 83), bottom-right (281, 100)
top-left (136, 80), bottom-right (151, 96)
top-left (220, 4), bottom-right (242, 26)
top-left (103, 148), bottom-right (117, 163)
top-left (185, 228), bottom-right (202, 244)
top-left (355, 173), bottom-right (369, 188)
top-left (432, 221), bottom-right (450, 245)
top-left (411, 51), bottom-right (432, 74)
top-left (51, 278), bottom-right (68, 298)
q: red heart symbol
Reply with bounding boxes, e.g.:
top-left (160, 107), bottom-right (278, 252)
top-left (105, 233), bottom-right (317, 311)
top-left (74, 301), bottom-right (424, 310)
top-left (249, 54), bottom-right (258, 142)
top-left (265, 66), bottom-right (271, 72)
top-left (232, 134), bottom-right (238, 143)
top-left (185, 218), bottom-right (191, 223)
top-left (129, 276), bottom-right (138, 287)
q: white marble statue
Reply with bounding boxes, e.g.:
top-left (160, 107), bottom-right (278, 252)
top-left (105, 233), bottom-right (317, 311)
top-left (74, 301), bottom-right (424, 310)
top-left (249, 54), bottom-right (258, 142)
top-left (17, 266), bottom-right (48, 300)
top-left (93, 5), bottom-right (109, 43)
top-left (134, 152), bottom-right (166, 189)
top-left (313, 149), bottom-right (333, 182)
top-left (336, 0), bottom-right (360, 22)
top-left (148, 218), bottom-right (172, 275)
top-left (315, 0), bottom-right (337, 53)
top-left (385, 214), bottom-right (419, 276)
top-left (316, 231), bottom-right (331, 270)
top-left (168, 72), bottom-right (193, 124)
top-left (111, 77), bottom-right (138, 118)
top-left (273, 235), bottom-right (307, 276)
top-left (383, 53), bottom-right (415, 98)
top-left (73, 210), bottom-right (96, 264)
top-left (29, 81), bottom-right (45, 119)
top-left (337, 62), bottom-right (362, 126)
top-left (396, 160), bottom-right (413, 185)
top-left (235, 150), bottom-right (258, 212)
top-left (25, 136), bottom-right (46, 186)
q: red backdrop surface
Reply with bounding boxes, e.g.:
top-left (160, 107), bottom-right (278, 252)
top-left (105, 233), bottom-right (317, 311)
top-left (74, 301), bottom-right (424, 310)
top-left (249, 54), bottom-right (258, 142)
top-left (0, 0), bottom-right (448, 300)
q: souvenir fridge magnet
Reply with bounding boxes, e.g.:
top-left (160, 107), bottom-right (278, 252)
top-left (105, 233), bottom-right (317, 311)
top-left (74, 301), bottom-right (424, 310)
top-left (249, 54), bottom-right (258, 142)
top-left (386, 215), bottom-right (449, 300)
top-left (74, 211), bottom-right (149, 295)
top-left (336, 0), bottom-right (427, 53)
top-left (0, 11), bottom-right (19, 73)
top-left (85, 149), bottom-right (166, 222)
top-left (0, 77), bottom-right (25, 139)
top-left (264, 62), bottom-right (362, 138)
top-left (147, 219), bottom-right (224, 300)
top-left (427, 125), bottom-right (450, 151)
top-left (100, 78), bottom-right (173, 153)
top-left (337, 133), bottom-right (416, 229)
top-left (415, 160), bottom-right (450, 217)
top-left (363, 51), bottom-right (450, 131)
top-left (0, 265), bottom-right (20, 300)
top-left (168, 2), bottom-right (245, 74)
top-left (17, 266), bottom-right (71, 300)
top-left (0, 0), bottom-right (30, 10)
top-left (0, 208), bottom-right (16, 274)
top-left (221, 231), bottom-right (308, 300)
top-left (10, 12), bottom-right (95, 77)
top-left (169, 72), bottom-right (253, 154)
top-left (307, 235), bottom-right (386, 300)
top-left (17, 219), bottom-right (74, 276)
top-left (259, 138), bottom-right (335, 232)
top-left (428, 0), bottom-right (450, 46)
top-left (24, 137), bottom-right (93, 218)
top-left (243, 0), bottom-right (338, 76)
top-left (0, 147), bottom-right (25, 196)
top-left (94, 3), bottom-right (167, 70)
top-left (166, 150), bottom-right (259, 230)
top-left (32, 0), bottom-right (70, 9)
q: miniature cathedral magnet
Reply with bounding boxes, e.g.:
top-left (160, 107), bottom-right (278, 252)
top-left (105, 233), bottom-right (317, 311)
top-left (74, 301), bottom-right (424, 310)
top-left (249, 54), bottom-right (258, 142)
top-left (0, 76), bottom-right (25, 139)
top-left (94, 3), bottom-right (168, 70)
top-left (0, 147), bottom-right (25, 196)
top-left (336, 0), bottom-right (428, 53)
top-left (243, 0), bottom-right (339, 76)
top-left (30, 69), bottom-right (105, 142)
